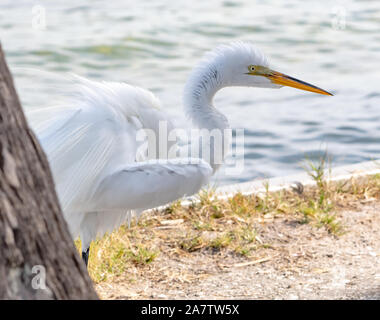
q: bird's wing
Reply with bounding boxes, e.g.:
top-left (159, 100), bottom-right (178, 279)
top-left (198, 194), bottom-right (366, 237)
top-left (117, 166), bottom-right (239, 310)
top-left (26, 75), bottom-right (206, 242)
top-left (86, 158), bottom-right (213, 213)
top-left (28, 104), bottom-right (125, 212)
top-left (26, 75), bottom-right (176, 214)
top-left (72, 158), bottom-right (213, 243)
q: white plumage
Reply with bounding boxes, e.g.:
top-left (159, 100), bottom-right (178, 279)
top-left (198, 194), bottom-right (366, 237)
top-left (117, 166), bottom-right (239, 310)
top-left (28, 76), bottom-right (212, 250)
top-left (27, 42), bottom-right (331, 265)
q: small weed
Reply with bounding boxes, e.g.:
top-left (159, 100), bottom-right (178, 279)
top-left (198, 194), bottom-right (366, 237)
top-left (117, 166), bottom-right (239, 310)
top-left (179, 235), bottom-right (204, 252)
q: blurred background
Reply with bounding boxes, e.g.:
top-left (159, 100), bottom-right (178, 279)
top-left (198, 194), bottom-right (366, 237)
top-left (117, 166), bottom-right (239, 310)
top-left (1, 0), bottom-right (379, 186)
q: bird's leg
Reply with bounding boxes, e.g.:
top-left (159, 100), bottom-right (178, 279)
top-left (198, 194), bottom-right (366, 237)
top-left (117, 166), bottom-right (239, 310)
top-left (82, 247), bottom-right (90, 267)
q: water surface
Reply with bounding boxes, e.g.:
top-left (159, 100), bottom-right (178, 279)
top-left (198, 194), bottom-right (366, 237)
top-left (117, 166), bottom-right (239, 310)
top-left (1, 0), bottom-right (379, 185)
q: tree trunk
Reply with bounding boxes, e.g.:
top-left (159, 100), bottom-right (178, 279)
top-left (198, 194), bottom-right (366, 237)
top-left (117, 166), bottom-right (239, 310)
top-left (0, 44), bottom-right (98, 299)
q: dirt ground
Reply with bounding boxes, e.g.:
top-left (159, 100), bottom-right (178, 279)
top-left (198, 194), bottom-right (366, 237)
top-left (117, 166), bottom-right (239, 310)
top-left (95, 201), bottom-right (380, 300)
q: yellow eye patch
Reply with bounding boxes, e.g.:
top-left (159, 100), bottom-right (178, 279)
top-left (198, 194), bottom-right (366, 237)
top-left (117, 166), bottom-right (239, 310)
top-left (246, 65), bottom-right (272, 76)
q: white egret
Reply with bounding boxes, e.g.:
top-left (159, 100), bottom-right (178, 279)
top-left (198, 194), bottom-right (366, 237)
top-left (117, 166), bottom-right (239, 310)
top-left (27, 42), bottom-right (332, 266)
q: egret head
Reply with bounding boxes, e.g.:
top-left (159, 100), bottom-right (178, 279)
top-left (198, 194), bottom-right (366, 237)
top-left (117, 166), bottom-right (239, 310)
top-left (183, 42), bottom-right (332, 128)
top-left (203, 42), bottom-right (332, 95)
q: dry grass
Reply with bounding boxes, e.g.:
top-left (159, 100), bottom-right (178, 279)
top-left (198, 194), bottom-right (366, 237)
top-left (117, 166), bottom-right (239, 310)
top-left (76, 158), bottom-right (380, 284)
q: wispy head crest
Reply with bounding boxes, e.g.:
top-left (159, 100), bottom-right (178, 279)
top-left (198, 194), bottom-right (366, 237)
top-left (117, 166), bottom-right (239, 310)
top-left (201, 41), bottom-right (269, 69)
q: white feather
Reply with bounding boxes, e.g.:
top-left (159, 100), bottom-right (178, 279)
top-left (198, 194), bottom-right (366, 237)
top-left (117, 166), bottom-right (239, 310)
top-left (27, 75), bottom-right (213, 247)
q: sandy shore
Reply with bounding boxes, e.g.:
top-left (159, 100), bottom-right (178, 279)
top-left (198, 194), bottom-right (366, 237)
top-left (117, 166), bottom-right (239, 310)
top-left (95, 200), bottom-right (380, 300)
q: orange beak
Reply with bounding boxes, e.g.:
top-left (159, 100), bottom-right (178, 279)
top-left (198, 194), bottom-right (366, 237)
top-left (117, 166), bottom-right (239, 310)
top-left (267, 70), bottom-right (333, 96)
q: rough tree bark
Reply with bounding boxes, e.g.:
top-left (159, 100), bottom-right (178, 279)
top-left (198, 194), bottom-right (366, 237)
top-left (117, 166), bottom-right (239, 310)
top-left (0, 44), bottom-right (98, 299)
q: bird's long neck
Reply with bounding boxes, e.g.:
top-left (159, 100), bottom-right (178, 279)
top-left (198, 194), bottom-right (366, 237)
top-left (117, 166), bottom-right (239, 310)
top-left (183, 63), bottom-right (230, 172)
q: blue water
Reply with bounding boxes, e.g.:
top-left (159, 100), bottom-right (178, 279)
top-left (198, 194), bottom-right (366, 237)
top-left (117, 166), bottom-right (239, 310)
top-left (1, 0), bottom-right (380, 185)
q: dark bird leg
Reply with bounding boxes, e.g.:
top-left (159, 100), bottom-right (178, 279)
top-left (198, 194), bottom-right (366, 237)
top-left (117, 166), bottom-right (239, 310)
top-left (82, 247), bottom-right (90, 267)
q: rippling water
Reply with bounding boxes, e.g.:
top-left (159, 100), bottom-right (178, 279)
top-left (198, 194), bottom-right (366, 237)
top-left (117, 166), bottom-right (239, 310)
top-left (1, 0), bottom-right (380, 185)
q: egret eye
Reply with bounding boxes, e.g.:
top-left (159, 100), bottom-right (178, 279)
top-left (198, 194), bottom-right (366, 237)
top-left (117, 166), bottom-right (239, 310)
top-left (248, 65), bottom-right (255, 72)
